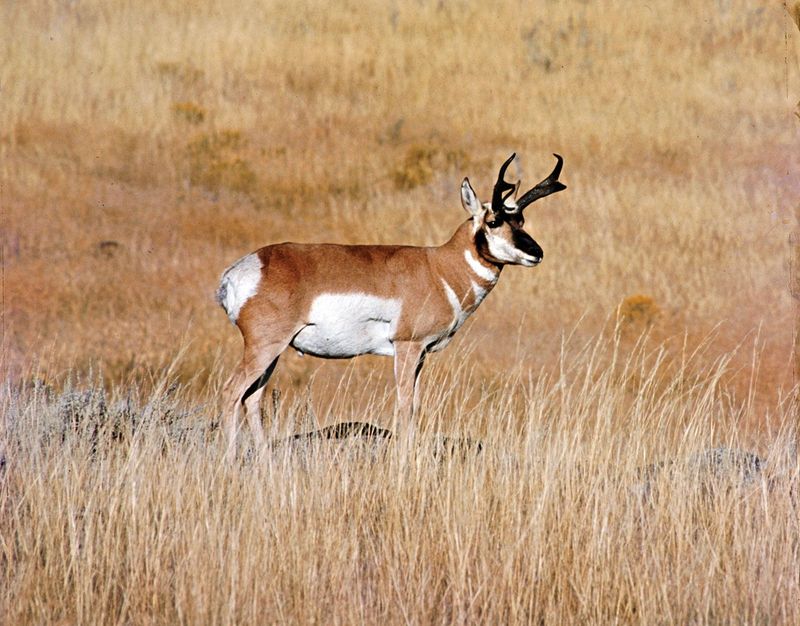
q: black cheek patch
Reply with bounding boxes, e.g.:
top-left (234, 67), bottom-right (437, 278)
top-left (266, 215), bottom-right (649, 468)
top-left (474, 230), bottom-right (492, 259)
top-left (474, 230), bottom-right (504, 267)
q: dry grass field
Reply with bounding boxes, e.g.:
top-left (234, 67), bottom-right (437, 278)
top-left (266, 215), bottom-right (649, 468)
top-left (1, 0), bottom-right (799, 623)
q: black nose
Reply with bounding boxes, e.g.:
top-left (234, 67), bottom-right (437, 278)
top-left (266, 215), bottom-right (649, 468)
top-left (513, 230), bottom-right (543, 262)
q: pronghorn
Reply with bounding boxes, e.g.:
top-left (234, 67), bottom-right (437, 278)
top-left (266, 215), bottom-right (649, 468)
top-left (216, 153), bottom-right (565, 453)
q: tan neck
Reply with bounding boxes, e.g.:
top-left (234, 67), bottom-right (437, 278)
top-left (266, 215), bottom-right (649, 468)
top-left (429, 220), bottom-right (502, 313)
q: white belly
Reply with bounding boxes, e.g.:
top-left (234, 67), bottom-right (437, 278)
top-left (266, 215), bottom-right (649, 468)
top-left (291, 293), bottom-right (402, 358)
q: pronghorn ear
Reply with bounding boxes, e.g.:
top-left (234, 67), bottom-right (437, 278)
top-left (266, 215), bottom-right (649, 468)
top-left (460, 178), bottom-right (483, 217)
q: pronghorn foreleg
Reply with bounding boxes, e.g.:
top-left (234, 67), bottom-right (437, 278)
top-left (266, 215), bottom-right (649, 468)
top-left (393, 341), bottom-right (427, 431)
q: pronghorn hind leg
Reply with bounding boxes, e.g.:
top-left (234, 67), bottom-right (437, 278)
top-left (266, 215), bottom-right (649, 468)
top-left (241, 355), bottom-right (280, 450)
top-left (393, 341), bottom-right (427, 434)
top-left (222, 366), bottom-right (247, 459)
top-left (222, 340), bottom-right (289, 459)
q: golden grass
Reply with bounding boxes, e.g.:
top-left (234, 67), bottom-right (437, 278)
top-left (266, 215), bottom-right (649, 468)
top-left (1, 0), bottom-right (800, 621)
top-left (1, 337), bottom-right (798, 624)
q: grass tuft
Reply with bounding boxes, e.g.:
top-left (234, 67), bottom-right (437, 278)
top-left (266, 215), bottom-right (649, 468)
top-left (171, 101), bottom-right (207, 125)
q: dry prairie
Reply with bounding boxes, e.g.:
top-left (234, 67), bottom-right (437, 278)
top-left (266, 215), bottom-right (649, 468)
top-left (1, 0), bottom-right (799, 623)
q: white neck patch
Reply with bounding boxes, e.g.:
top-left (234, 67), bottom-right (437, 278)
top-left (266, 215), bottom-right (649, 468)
top-left (470, 280), bottom-right (488, 307)
top-left (464, 250), bottom-right (499, 283)
top-left (441, 278), bottom-right (462, 318)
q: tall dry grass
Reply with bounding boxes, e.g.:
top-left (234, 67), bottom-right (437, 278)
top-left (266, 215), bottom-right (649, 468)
top-left (1, 0), bottom-right (800, 622)
top-left (1, 335), bottom-right (798, 624)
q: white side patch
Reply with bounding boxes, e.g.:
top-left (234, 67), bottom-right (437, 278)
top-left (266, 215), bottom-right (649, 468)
top-left (217, 253), bottom-right (262, 324)
top-left (464, 250), bottom-right (499, 283)
top-left (291, 293), bottom-right (402, 358)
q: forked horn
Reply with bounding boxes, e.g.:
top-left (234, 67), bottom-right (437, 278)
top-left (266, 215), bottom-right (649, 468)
top-left (491, 153), bottom-right (518, 214)
top-left (514, 153), bottom-right (566, 212)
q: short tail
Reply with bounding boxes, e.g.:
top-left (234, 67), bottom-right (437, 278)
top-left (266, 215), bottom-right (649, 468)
top-left (216, 272), bottom-right (239, 325)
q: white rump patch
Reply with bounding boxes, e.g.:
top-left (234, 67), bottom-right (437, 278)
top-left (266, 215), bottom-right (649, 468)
top-left (464, 250), bottom-right (498, 283)
top-left (217, 253), bottom-right (262, 324)
top-left (291, 293), bottom-right (402, 358)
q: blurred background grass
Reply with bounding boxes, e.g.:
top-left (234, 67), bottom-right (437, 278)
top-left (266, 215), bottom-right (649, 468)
top-left (1, 0), bottom-right (798, 435)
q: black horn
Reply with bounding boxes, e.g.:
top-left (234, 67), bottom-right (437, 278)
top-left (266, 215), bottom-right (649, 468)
top-left (515, 153), bottom-right (566, 211)
top-left (491, 153), bottom-right (518, 214)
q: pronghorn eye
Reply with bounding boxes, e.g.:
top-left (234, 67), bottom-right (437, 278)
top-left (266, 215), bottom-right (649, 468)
top-left (486, 218), bottom-right (502, 229)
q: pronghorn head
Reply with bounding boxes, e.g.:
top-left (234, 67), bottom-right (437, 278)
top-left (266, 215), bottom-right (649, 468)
top-left (460, 153), bottom-right (565, 267)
